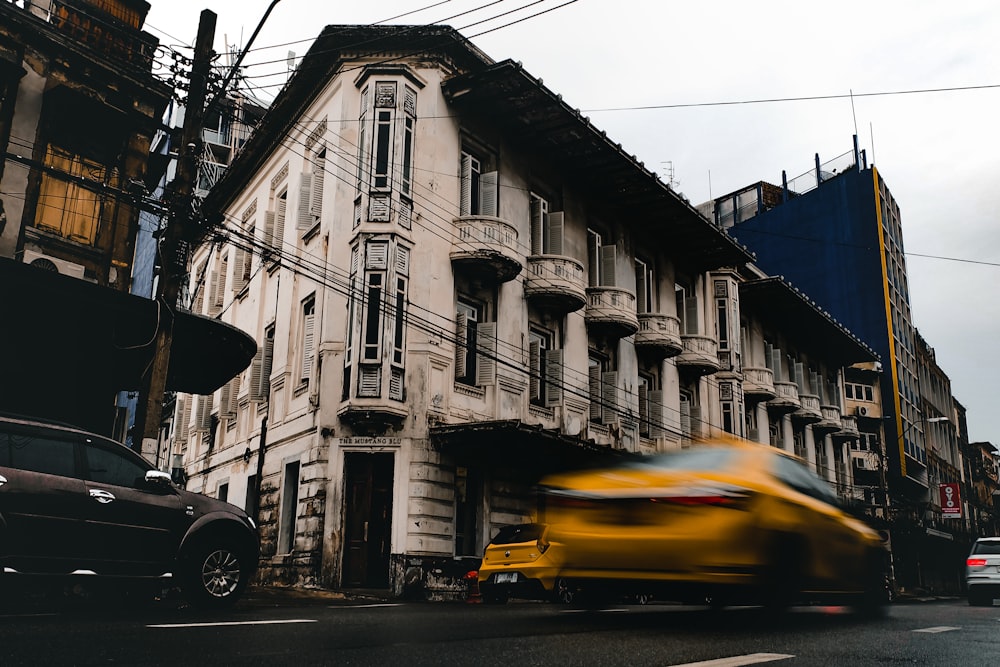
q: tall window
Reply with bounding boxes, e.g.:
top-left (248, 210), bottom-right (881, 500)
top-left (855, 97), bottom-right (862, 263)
top-left (529, 327), bottom-right (562, 408)
top-left (35, 145), bottom-right (118, 245)
top-left (401, 87), bottom-right (416, 197)
top-left (460, 144), bottom-right (497, 217)
top-left (589, 353), bottom-right (620, 425)
top-left (300, 296), bottom-right (316, 385)
top-left (638, 372), bottom-right (663, 438)
top-left (675, 278), bottom-right (699, 335)
top-left (529, 193), bottom-right (563, 255)
top-left (635, 257), bottom-right (655, 313)
top-left (455, 297), bottom-right (495, 387)
top-left (587, 228), bottom-right (616, 288)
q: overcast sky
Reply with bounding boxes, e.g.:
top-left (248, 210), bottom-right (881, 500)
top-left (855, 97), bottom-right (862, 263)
top-left (145, 0), bottom-right (1000, 447)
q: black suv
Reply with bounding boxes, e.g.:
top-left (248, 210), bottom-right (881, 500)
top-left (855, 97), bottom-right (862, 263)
top-left (0, 414), bottom-right (259, 607)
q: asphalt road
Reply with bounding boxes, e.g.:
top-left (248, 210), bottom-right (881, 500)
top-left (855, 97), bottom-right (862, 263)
top-left (0, 590), bottom-right (997, 666)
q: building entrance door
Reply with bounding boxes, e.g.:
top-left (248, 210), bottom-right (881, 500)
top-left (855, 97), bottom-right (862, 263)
top-left (342, 452), bottom-right (394, 588)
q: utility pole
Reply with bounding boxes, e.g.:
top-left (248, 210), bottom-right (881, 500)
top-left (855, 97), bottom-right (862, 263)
top-left (134, 10), bottom-right (216, 460)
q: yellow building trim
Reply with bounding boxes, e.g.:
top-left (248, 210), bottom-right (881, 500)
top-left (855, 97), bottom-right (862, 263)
top-left (872, 167), bottom-right (906, 477)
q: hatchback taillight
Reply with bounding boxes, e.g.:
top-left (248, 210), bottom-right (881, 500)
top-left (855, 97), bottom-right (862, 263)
top-left (968, 557), bottom-right (989, 567)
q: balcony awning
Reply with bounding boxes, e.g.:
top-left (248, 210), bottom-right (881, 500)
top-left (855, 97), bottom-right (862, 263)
top-left (442, 60), bottom-right (754, 273)
top-left (0, 258), bottom-right (256, 432)
top-left (430, 419), bottom-right (631, 480)
top-left (740, 276), bottom-right (878, 366)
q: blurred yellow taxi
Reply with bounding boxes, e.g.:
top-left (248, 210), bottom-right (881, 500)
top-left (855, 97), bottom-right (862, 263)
top-left (539, 439), bottom-right (889, 613)
top-left (477, 523), bottom-right (572, 604)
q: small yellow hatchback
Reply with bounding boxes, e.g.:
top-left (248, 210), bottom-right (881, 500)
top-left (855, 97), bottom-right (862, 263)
top-left (477, 523), bottom-right (571, 604)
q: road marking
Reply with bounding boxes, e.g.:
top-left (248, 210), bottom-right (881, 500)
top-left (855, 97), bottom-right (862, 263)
top-left (148, 619), bottom-right (318, 628)
top-left (329, 603), bottom-right (403, 609)
top-left (670, 654), bottom-right (795, 667)
top-left (913, 626), bottom-right (960, 633)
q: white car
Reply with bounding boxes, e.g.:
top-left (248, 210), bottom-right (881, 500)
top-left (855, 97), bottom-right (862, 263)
top-left (966, 537), bottom-right (1000, 606)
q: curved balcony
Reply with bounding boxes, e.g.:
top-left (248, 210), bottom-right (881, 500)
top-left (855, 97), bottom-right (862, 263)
top-left (742, 366), bottom-right (776, 400)
top-left (676, 334), bottom-right (720, 375)
top-left (634, 312), bottom-right (683, 358)
top-left (833, 415), bottom-right (860, 440)
top-left (767, 381), bottom-right (800, 412)
top-left (585, 287), bottom-right (638, 339)
top-left (524, 255), bottom-right (587, 314)
top-left (451, 216), bottom-right (522, 283)
top-left (813, 405), bottom-right (843, 432)
top-left (792, 393), bottom-right (822, 424)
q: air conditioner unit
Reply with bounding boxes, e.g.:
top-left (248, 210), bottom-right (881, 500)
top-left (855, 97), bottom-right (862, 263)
top-left (854, 406), bottom-right (870, 417)
top-left (22, 249), bottom-right (86, 279)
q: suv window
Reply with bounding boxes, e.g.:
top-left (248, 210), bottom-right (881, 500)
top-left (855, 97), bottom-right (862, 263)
top-left (84, 440), bottom-right (149, 488)
top-left (971, 540), bottom-right (1000, 556)
top-left (0, 427), bottom-right (76, 477)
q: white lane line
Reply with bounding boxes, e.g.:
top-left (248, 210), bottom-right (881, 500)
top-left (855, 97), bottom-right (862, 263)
top-left (148, 619), bottom-right (318, 628)
top-left (329, 603), bottom-right (404, 609)
top-left (670, 654), bottom-right (795, 667)
top-left (913, 626), bottom-right (960, 633)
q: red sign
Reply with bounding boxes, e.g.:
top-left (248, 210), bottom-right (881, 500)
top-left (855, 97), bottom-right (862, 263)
top-left (939, 483), bottom-right (962, 517)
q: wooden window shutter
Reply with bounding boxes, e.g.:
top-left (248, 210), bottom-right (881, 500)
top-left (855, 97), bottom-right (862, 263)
top-left (261, 334), bottom-right (274, 399)
top-left (367, 242), bottom-right (389, 269)
top-left (684, 293), bottom-right (699, 335)
top-left (635, 264), bottom-right (648, 313)
top-left (249, 348), bottom-right (264, 401)
top-left (232, 247), bottom-right (248, 293)
top-left (529, 198), bottom-right (544, 255)
top-left (547, 212), bottom-right (564, 256)
top-left (648, 390), bottom-right (664, 438)
top-left (275, 197), bottom-right (287, 247)
top-left (528, 340), bottom-right (541, 400)
top-left (174, 396), bottom-right (189, 445)
top-left (219, 381), bottom-right (231, 419)
top-left (459, 154), bottom-right (472, 216)
top-left (454, 312), bottom-right (468, 378)
top-left (208, 271), bottom-right (220, 315)
top-left (794, 362), bottom-right (805, 393)
top-left (475, 322), bottom-right (496, 386)
top-left (296, 172), bottom-right (313, 230)
top-left (601, 371), bottom-right (619, 424)
top-left (638, 383), bottom-right (648, 435)
top-left (395, 245), bottom-right (410, 276)
top-left (680, 400), bottom-right (691, 437)
top-left (588, 365), bottom-right (602, 421)
top-left (479, 171), bottom-right (498, 217)
top-left (771, 347), bottom-right (783, 382)
top-left (193, 276), bottom-right (205, 314)
top-left (358, 365), bottom-right (380, 397)
top-left (264, 210), bottom-right (275, 247)
top-left (196, 394), bottom-right (213, 431)
top-left (600, 244), bottom-right (617, 287)
top-left (544, 348), bottom-right (563, 407)
top-left (689, 405), bottom-right (702, 437)
top-left (389, 367), bottom-right (404, 401)
top-left (310, 158), bottom-right (325, 217)
top-left (301, 312), bottom-right (315, 381)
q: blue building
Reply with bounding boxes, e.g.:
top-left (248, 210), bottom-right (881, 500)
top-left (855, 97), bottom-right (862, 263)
top-left (702, 142), bottom-right (962, 592)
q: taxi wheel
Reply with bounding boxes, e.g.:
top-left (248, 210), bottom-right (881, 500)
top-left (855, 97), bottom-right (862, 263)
top-left (553, 578), bottom-right (575, 605)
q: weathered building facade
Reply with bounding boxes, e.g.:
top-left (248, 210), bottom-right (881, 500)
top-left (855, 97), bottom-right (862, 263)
top-left (175, 25), bottom-right (878, 597)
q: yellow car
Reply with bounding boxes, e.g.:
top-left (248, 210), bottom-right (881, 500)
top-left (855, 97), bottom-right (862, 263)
top-left (538, 439), bottom-right (889, 613)
top-left (477, 523), bottom-right (572, 604)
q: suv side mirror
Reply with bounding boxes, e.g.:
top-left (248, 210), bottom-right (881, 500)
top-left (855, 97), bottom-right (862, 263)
top-left (145, 469), bottom-right (174, 489)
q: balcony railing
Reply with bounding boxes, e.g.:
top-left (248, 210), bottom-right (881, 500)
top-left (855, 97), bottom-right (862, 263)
top-left (768, 380), bottom-right (800, 411)
top-left (524, 255), bottom-right (586, 313)
top-left (634, 312), bottom-right (682, 358)
top-left (813, 404), bottom-right (843, 432)
top-left (451, 215), bottom-right (522, 283)
top-left (585, 287), bottom-right (638, 338)
top-left (676, 334), bottom-right (720, 375)
top-left (835, 415), bottom-right (860, 439)
top-left (742, 366), bottom-right (776, 400)
top-left (793, 393), bottom-right (822, 423)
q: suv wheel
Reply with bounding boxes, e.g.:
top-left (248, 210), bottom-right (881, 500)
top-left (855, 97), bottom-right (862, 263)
top-left (183, 541), bottom-right (251, 608)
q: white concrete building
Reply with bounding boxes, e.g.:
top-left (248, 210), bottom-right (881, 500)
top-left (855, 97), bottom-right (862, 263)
top-left (172, 25), bottom-right (877, 597)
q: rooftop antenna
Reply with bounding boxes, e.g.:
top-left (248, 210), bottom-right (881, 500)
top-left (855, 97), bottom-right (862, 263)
top-left (661, 161), bottom-right (680, 190)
